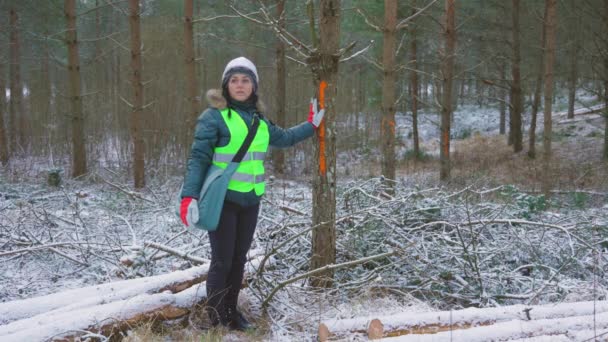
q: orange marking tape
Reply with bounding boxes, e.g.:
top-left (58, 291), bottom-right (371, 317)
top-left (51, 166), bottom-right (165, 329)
top-left (318, 81), bottom-right (327, 175)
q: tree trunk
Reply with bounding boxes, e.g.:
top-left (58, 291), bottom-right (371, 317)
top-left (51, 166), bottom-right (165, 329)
top-left (440, 0), bottom-right (456, 181)
top-left (528, 3), bottom-right (548, 159)
top-left (42, 29), bottom-right (53, 138)
top-left (310, 0), bottom-right (340, 288)
top-left (184, 0), bottom-right (199, 162)
top-left (510, 0), bottom-right (523, 152)
top-left (65, 0), bottom-right (88, 177)
top-left (381, 0), bottom-right (397, 190)
top-left (410, 2), bottom-right (420, 158)
top-left (499, 62), bottom-right (506, 135)
top-left (567, 47), bottom-right (578, 120)
top-left (567, 5), bottom-right (580, 120)
top-left (273, 0), bottom-right (287, 174)
top-left (129, 0), bottom-right (145, 188)
top-left (604, 0), bottom-right (608, 160)
top-left (541, 0), bottom-right (557, 197)
top-left (9, 8), bottom-right (23, 154)
top-left (566, 59), bottom-right (577, 120)
top-left (0, 57), bottom-right (7, 165)
top-left (604, 74), bottom-right (608, 160)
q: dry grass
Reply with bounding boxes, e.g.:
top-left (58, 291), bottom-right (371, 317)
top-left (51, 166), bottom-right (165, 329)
top-left (396, 132), bottom-right (608, 193)
top-left (122, 305), bottom-right (270, 342)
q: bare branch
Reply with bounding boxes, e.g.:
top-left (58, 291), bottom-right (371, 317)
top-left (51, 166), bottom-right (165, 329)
top-left (355, 8), bottom-right (382, 32)
top-left (396, 0), bottom-right (440, 30)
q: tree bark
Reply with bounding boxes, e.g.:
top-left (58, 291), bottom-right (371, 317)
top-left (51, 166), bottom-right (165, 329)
top-left (129, 0), bottom-right (145, 188)
top-left (499, 62), bottom-right (506, 135)
top-left (381, 0), bottom-right (397, 190)
top-left (541, 0), bottom-right (557, 197)
top-left (410, 1), bottom-right (420, 158)
top-left (0, 56), bottom-right (7, 165)
top-left (9, 8), bottom-right (23, 154)
top-left (528, 4), bottom-right (548, 159)
top-left (510, 0), bottom-right (523, 152)
top-left (184, 0), bottom-right (199, 162)
top-left (273, 0), bottom-right (287, 174)
top-left (440, 0), bottom-right (456, 181)
top-left (567, 1), bottom-right (581, 120)
top-left (604, 0), bottom-right (608, 160)
top-left (65, 0), bottom-right (88, 177)
top-left (310, 0), bottom-right (340, 288)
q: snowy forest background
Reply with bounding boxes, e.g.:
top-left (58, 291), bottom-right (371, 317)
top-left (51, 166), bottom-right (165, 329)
top-left (1, 0), bottom-right (608, 341)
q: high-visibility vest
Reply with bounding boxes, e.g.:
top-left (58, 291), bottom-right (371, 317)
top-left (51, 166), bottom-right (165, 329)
top-left (212, 108), bottom-right (269, 196)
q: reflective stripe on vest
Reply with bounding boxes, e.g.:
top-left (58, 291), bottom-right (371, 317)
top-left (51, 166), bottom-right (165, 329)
top-left (212, 151), bottom-right (266, 163)
top-left (212, 108), bottom-right (269, 196)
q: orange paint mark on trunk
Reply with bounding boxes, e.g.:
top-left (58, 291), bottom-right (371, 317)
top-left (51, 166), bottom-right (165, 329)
top-left (318, 81), bottom-right (327, 175)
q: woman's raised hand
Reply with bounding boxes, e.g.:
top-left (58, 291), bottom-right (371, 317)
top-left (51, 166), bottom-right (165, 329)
top-left (307, 98), bottom-right (325, 128)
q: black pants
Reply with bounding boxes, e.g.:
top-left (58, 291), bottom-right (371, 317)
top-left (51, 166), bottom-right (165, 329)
top-left (206, 200), bottom-right (259, 322)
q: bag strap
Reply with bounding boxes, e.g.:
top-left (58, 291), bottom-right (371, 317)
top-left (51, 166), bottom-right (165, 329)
top-left (230, 108), bottom-right (260, 163)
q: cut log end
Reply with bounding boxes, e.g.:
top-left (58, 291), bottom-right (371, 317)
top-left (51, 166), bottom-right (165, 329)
top-left (368, 318), bottom-right (384, 340)
top-left (319, 322), bottom-right (330, 342)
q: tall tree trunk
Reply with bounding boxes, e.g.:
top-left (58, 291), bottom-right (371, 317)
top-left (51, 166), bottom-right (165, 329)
top-left (95, 0), bottom-right (102, 59)
top-left (604, 0), bottom-right (608, 160)
top-left (604, 72), bottom-right (608, 160)
top-left (528, 4), bottom-right (547, 159)
top-left (567, 47), bottom-right (578, 119)
top-left (9, 8), bottom-right (23, 154)
top-left (310, 0), bottom-right (340, 288)
top-left (567, 5), bottom-right (580, 119)
top-left (499, 62), bottom-right (506, 135)
top-left (410, 2), bottom-right (420, 158)
top-left (184, 0), bottom-right (199, 161)
top-left (0, 57), bottom-right (7, 165)
top-left (381, 0), bottom-right (397, 190)
top-left (42, 28), bottom-right (53, 158)
top-left (355, 64), bottom-right (362, 135)
top-left (440, 0), bottom-right (456, 181)
top-left (273, 0), bottom-right (287, 174)
top-left (65, 0), bottom-right (88, 177)
top-left (510, 0), bottom-right (523, 152)
top-left (541, 0), bottom-right (557, 197)
top-left (129, 0), bottom-right (145, 188)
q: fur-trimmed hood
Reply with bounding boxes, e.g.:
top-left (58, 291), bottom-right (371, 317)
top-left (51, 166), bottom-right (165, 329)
top-left (205, 89), bottom-right (266, 113)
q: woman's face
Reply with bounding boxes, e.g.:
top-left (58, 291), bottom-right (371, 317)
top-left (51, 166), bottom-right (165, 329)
top-left (228, 73), bottom-right (254, 102)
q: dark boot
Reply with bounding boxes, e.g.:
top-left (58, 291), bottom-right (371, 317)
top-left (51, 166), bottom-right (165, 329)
top-left (206, 306), bottom-right (230, 328)
top-left (226, 306), bottom-right (253, 331)
top-left (205, 286), bottom-right (230, 328)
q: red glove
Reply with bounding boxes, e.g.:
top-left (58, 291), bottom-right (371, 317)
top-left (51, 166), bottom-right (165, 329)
top-left (180, 197), bottom-right (199, 227)
top-left (307, 98), bottom-right (325, 128)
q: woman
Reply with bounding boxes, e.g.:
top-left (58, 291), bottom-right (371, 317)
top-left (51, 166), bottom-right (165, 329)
top-left (179, 57), bottom-right (324, 330)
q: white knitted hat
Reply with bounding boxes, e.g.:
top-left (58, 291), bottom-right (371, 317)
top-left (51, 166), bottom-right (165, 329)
top-left (221, 57), bottom-right (259, 85)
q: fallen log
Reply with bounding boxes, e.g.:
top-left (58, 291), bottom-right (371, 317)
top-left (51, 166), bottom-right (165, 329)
top-left (382, 310), bottom-right (608, 341)
top-left (0, 282), bottom-right (207, 342)
top-left (0, 263), bottom-right (210, 325)
top-left (554, 103), bottom-right (605, 118)
top-left (320, 300), bottom-right (608, 340)
top-left (0, 254), bottom-right (267, 340)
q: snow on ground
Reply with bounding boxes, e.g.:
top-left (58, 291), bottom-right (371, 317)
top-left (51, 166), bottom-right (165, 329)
top-left (0, 92), bottom-right (606, 341)
top-left (391, 89), bottom-right (605, 157)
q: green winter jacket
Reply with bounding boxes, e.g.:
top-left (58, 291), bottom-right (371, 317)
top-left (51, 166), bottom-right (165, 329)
top-left (180, 89), bottom-right (314, 207)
